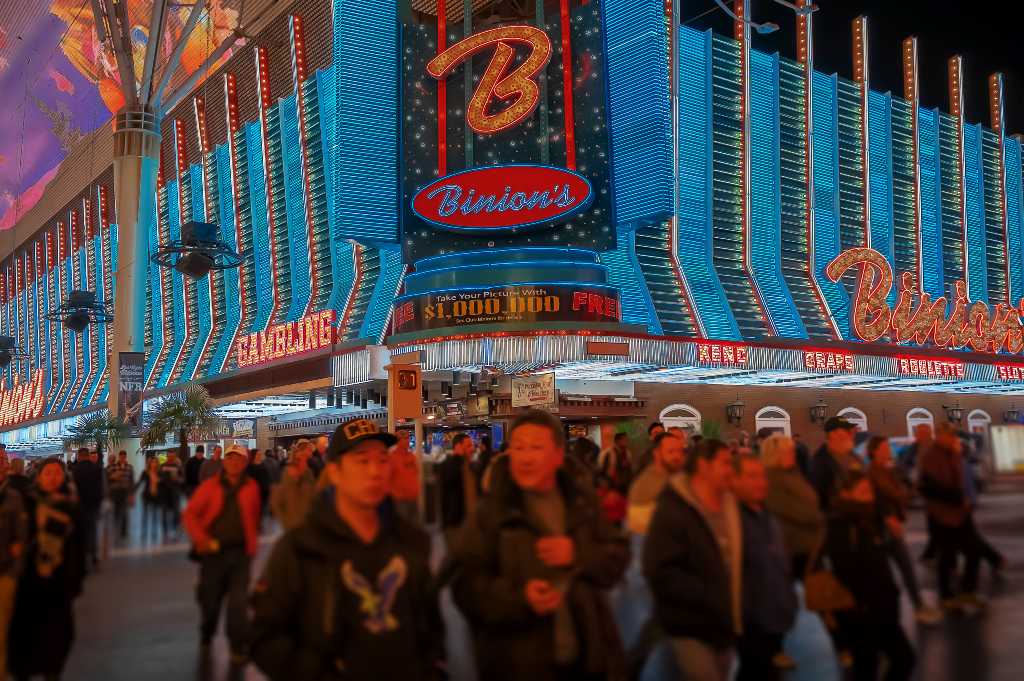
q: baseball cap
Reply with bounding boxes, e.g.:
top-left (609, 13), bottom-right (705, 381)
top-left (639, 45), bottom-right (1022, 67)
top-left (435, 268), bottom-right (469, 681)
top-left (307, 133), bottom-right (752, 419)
top-left (224, 444), bottom-right (248, 458)
top-left (823, 416), bottom-right (856, 433)
top-left (327, 419), bottom-right (397, 460)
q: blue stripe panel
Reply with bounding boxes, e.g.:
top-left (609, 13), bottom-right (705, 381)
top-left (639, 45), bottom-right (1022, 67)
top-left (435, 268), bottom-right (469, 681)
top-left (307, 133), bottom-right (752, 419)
top-left (208, 144), bottom-right (241, 376)
top-left (178, 272), bottom-right (211, 383)
top-left (55, 255), bottom-right (76, 414)
top-left (144, 203), bottom-right (164, 386)
top-left (1006, 137), bottom-right (1024, 303)
top-left (332, 0), bottom-right (399, 243)
top-left (677, 27), bottom-right (740, 340)
top-left (867, 90), bottom-right (896, 305)
top-left (99, 223), bottom-right (118, 403)
top-left (358, 247), bottom-right (404, 342)
top-left (749, 50), bottom-right (806, 339)
top-left (964, 124), bottom-right (988, 302)
top-left (189, 165), bottom-right (206, 221)
top-left (245, 122), bottom-right (274, 332)
top-left (84, 235), bottom-right (105, 405)
top-left (156, 179), bottom-right (187, 389)
top-left (917, 108), bottom-right (944, 297)
top-left (599, 230), bottom-right (660, 331)
top-left (603, 0), bottom-right (673, 225)
top-left (281, 95), bottom-right (312, 321)
top-left (811, 71), bottom-right (851, 337)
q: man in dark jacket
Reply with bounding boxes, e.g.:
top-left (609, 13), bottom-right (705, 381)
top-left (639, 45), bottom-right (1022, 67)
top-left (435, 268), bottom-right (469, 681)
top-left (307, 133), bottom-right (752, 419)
top-left (732, 454), bottom-right (797, 681)
top-left (644, 438), bottom-right (742, 681)
top-left (438, 432), bottom-right (478, 543)
top-left (808, 417), bottom-right (862, 513)
top-left (184, 445), bottom-right (206, 497)
top-left (70, 447), bottom-right (104, 568)
top-left (453, 409), bottom-right (630, 681)
top-left (1, 450), bottom-right (28, 679)
top-left (249, 419), bottom-right (445, 681)
top-left (919, 422), bottom-right (982, 613)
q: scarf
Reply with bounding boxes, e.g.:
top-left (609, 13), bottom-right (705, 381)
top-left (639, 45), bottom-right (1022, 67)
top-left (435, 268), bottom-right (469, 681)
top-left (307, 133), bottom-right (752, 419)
top-left (35, 493), bottom-right (74, 577)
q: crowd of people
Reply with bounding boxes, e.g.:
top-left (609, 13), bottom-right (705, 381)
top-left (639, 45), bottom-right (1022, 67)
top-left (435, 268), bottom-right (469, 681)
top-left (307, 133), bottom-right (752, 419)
top-left (0, 408), bottom-right (1006, 680)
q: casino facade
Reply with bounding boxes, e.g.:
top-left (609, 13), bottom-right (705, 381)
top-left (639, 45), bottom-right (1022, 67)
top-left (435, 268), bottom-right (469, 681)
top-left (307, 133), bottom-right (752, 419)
top-left (3, 0), bottom-right (1024, 469)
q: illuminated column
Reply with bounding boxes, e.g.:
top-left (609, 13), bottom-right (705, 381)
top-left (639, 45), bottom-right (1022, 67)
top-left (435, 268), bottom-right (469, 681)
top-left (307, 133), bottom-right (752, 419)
top-left (950, 56), bottom-right (968, 288)
top-left (903, 37), bottom-right (923, 293)
top-left (255, 47), bottom-right (282, 327)
top-left (853, 16), bottom-right (871, 247)
top-left (220, 72), bottom-right (246, 374)
top-left (289, 14), bottom-right (320, 318)
top-left (796, 0), bottom-right (838, 337)
top-left (989, 73), bottom-right (1011, 306)
top-left (107, 110), bottom-right (159, 420)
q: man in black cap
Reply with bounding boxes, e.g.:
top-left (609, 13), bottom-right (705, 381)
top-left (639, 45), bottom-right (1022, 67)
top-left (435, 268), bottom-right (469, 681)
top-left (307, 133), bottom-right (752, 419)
top-left (249, 419), bottom-right (445, 681)
top-left (808, 416), bottom-right (863, 513)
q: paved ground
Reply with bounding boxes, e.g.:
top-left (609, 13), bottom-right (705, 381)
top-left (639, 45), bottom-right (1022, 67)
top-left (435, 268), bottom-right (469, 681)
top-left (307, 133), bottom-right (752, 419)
top-left (60, 479), bottom-right (1024, 681)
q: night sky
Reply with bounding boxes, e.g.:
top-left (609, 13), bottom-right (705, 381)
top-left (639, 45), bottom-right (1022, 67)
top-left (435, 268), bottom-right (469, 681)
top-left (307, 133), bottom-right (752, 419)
top-left (683, 0), bottom-right (1024, 132)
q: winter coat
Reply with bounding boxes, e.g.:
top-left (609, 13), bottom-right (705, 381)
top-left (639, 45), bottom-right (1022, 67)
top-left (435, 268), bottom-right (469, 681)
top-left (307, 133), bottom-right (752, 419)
top-left (250, 494), bottom-right (444, 681)
top-left (823, 501), bottom-right (900, 616)
top-left (643, 475), bottom-right (743, 649)
top-left (183, 474), bottom-right (262, 556)
top-left (739, 504), bottom-right (798, 636)
top-left (270, 469), bottom-right (317, 530)
top-left (808, 446), bottom-right (863, 513)
top-left (765, 467), bottom-right (824, 559)
top-left (452, 468), bottom-right (630, 681)
top-left (184, 455), bottom-right (205, 490)
top-left (918, 443), bottom-right (968, 527)
top-left (868, 464), bottom-right (913, 521)
top-left (438, 454), bottom-right (475, 530)
top-left (0, 479), bottom-right (28, 577)
top-left (7, 490), bottom-right (85, 678)
top-left (71, 459), bottom-right (103, 510)
top-left (135, 469), bottom-right (162, 504)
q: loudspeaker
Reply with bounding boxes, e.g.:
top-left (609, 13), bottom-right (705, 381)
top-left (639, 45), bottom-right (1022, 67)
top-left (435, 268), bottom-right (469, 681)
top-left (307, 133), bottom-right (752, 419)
top-left (64, 311), bottom-right (90, 333)
top-left (175, 251), bottom-right (215, 279)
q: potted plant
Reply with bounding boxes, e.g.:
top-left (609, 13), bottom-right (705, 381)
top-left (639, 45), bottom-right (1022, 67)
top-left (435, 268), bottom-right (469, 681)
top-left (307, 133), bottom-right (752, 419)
top-left (63, 411), bottom-right (130, 463)
top-left (141, 383), bottom-right (220, 460)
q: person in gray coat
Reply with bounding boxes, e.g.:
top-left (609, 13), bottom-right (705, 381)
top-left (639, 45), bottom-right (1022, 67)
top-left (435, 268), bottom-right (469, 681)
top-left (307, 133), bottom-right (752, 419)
top-left (270, 441), bottom-right (317, 531)
top-left (762, 434), bottom-right (824, 578)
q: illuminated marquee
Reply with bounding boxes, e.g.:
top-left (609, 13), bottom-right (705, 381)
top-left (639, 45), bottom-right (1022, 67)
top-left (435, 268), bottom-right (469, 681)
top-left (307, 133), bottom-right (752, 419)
top-left (426, 25), bottom-right (553, 135)
top-left (803, 350), bottom-right (855, 374)
top-left (696, 342), bottom-right (749, 367)
top-left (996, 365), bottom-right (1024, 382)
top-left (0, 369), bottom-right (46, 428)
top-left (826, 248), bottom-right (1024, 354)
top-left (897, 358), bottom-right (966, 379)
top-left (236, 310), bottom-right (336, 368)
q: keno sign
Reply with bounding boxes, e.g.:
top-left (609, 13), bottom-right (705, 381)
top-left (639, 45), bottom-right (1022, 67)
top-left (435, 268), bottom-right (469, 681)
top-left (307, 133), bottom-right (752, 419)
top-left (412, 165), bottom-right (593, 232)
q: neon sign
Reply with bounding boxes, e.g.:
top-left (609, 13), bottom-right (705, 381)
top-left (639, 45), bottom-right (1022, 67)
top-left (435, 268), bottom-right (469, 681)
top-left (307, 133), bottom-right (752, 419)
top-left (0, 369), bottom-right (46, 428)
top-left (696, 342), bottom-right (749, 367)
top-left (996, 365), bottom-right (1024, 382)
top-left (803, 350), bottom-right (855, 373)
top-left (826, 248), bottom-right (1024, 354)
top-left (427, 25), bottom-right (553, 135)
top-left (412, 165), bottom-right (593, 232)
top-left (236, 310), bottom-right (336, 368)
top-left (897, 357), bottom-right (966, 379)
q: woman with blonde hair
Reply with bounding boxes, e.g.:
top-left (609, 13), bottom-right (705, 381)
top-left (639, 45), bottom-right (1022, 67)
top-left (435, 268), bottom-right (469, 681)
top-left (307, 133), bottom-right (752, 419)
top-left (762, 434), bottom-right (824, 578)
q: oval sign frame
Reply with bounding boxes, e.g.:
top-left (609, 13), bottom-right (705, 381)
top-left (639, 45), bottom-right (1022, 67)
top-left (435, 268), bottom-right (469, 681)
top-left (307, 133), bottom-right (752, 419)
top-left (411, 163), bottom-right (594, 233)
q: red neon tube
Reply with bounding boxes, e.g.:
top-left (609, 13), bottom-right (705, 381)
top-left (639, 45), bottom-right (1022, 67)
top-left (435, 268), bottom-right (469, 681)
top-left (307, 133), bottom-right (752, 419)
top-left (560, 0), bottom-right (576, 169)
top-left (437, 0), bottom-right (447, 176)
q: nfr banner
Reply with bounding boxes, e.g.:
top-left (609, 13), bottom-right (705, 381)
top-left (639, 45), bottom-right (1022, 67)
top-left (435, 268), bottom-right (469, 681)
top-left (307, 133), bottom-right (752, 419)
top-left (118, 352), bottom-right (146, 432)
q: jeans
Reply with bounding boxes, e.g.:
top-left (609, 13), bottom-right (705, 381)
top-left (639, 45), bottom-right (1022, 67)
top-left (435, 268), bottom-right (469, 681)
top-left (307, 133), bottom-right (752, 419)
top-left (141, 499), bottom-right (161, 542)
top-left (670, 638), bottom-right (734, 681)
top-left (80, 506), bottom-right (100, 564)
top-left (197, 548), bottom-right (251, 651)
top-left (935, 522), bottom-right (980, 599)
top-left (110, 489), bottom-right (130, 539)
top-left (736, 627), bottom-right (783, 681)
top-left (836, 610), bottom-right (915, 681)
top-left (0, 574), bottom-right (16, 681)
top-left (885, 536), bottom-right (923, 608)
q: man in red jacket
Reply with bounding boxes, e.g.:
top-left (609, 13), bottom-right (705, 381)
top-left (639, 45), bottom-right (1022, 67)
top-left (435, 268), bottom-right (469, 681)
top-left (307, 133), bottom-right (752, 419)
top-left (183, 443), bottom-right (261, 664)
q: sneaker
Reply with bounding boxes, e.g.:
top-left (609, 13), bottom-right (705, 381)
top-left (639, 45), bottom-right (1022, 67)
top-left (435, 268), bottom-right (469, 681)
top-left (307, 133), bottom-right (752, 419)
top-left (838, 651), bottom-right (854, 668)
top-left (230, 650), bottom-right (249, 666)
top-left (772, 652), bottom-right (797, 669)
top-left (956, 593), bottom-right (987, 616)
top-left (941, 598), bottom-right (962, 613)
top-left (914, 605), bottom-right (944, 625)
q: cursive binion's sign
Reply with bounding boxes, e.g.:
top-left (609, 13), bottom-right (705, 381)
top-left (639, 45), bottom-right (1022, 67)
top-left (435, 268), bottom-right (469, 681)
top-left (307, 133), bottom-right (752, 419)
top-left (412, 165), bottom-right (593, 232)
top-left (0, 369), bottom-right (46, 428)
top-left (826, 247), bottom-right (1024, 354)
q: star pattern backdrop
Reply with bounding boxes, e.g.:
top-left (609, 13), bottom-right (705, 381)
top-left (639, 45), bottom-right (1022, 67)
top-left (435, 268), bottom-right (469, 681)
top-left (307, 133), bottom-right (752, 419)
top-left (401, 0), bottom-right (614, 264)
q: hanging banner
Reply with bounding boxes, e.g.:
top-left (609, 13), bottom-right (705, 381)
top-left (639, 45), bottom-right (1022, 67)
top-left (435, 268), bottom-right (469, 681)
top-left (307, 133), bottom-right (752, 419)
top-left (118, 352), bottom-right (146, 431)
top-left (512, 372), bottom-right (556, 408)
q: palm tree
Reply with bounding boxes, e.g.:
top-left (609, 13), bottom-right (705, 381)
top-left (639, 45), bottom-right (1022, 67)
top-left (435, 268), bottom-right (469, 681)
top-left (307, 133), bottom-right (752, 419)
top-left (141, 383), bottom-right (220, 459)
top-left (63, 411), bottom-right (130, 462)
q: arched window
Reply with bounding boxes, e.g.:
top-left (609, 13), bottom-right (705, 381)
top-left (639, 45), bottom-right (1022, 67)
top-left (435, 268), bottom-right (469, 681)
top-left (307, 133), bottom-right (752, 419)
top-left (967, 409), bottom-right (991, 434)
top-left (837, 407), bottom-right (868, 432)
top-left (659, 404), bottom-right (702, 433)
top-left (755, 406), bottom-right (792, 436)
top-left (906, 408), bottom-right (935, 437)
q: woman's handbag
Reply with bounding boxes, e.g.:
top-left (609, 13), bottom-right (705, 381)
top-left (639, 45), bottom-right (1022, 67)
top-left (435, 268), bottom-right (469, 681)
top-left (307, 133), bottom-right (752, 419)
top-left (803, 536), bottom-right (855, 614)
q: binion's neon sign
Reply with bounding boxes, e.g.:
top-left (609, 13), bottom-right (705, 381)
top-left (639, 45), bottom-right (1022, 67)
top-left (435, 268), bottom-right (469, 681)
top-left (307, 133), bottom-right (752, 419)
top-left (0, 369), bottom-right (46, 428)
top-left (826, 248), bottom-right (1024, 354)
